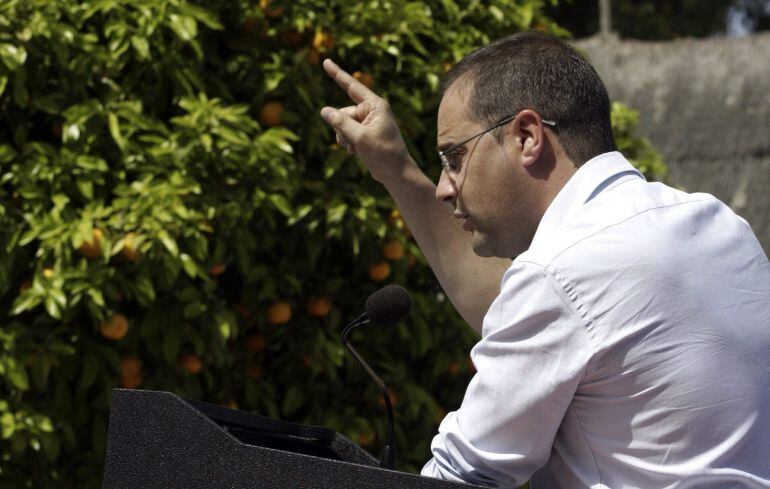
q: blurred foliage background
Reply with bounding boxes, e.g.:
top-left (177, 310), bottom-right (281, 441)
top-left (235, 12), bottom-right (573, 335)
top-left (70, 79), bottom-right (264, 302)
top-left (549, 0), bottom-right (770, 39)
top-left (0, 0), bottom-right (665, 487)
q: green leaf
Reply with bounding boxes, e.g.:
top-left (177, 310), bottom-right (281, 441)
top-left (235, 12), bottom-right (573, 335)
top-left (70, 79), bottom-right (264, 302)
top-left (326, 201), bottom-right (347, 224)
top-left (79, 353), bottom-right (99, 392)
top-left (0, 43), bottom-right (27, 71)
top-left (76, 180), bottom-right (94, 199)
top-left (179, 253), bottom-right (198, 278)
top-left (1, 412), bottom-right (14, 439)
top-left (108, 112), bottom-right (126, 150)
top-left (268, 194), bottom-right (292, 217)
top-left (162, 327), bottom-right (182, 364)
top-left (5, 358), bottom-right (29, 391)
top-left (157, 230), bottom-right (179, 256)
top-left (489, 5), bottom-right (504, 22)
top-left (215, 311), bottom-right (235, 341)
top-left (12, 68), bottom-right (27, 108)
top-left (44, 295), bottom-right (61, 319)
top-left (183, 301), bottom-right (206, 318)
top-left (281, 385), bottom-right (305, 416)
top-left (86, 288), bottom-right (105, 307)
top-left (130, 36), bottom-right (150, 59)
top-left (10, 292), bottom-right (42, 315)
top-left (167, 14), bottom-right (197, 42)
top-left (133, 275), bottom-right (155, 305)
top-left (37, 417), bottom-right (54, 433)
top-left (75, 155), bottom-right (109, 172)
top-left (324, 150), bottom-right (348, 178)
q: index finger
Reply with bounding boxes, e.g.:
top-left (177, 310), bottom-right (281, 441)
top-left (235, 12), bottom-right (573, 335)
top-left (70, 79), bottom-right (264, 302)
top-left (322, 58), bottom-right (377, 105)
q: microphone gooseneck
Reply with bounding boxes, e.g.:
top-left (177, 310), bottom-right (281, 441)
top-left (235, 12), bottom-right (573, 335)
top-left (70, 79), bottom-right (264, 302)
top-left (340, 284), bottom-right (412, 470)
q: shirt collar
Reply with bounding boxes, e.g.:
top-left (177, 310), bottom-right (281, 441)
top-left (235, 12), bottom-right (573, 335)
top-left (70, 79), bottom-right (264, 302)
top-left (528, 152), bottom-right (645, 251)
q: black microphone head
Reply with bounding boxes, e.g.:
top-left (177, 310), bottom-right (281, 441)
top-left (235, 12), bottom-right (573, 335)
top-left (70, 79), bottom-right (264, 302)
top-left (365, 284), bottom-right (412, 327)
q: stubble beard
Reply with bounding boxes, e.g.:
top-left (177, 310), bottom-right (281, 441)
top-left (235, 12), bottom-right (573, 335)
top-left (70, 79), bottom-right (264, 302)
top-left (470, 218), bottom-right (536, 259)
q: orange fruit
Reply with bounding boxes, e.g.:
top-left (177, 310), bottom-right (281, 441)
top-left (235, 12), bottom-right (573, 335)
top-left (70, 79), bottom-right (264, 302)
top-left (387, 210), bottom-right (412, 235)
top-left (245, 333), bottom-right (267, 352)
top-left (120, 232), bottom-right (140, 262)
top-left (259, 101), bottom-right (284, 127)
top-left (352, 71), bottom-right (374, 89)
top-left (302, 351), bottom-right (323, 368)
top-left (79, 228), bottom-right (103, 259)
top-left (387, 209), bottom-right (402, 225)
top-left (241, 16), bottom-right (259, 34)
top-left (307, 297), bottom-right (332, 318)
top-left (467, 354), bottom-right (476, 373)
top-left (447, 361), bottom-right (461, 375)
top-left (179, 352), bottom-right (203, 374)
top-left (121, 356), bottom-right (142, 376)
top-left (368, 261), bottom-right (391, 282)
top-left (306, 48), bottom-right (320, 65)
top-left (377, 389), bottom-right (399, 407)
top-left (232, 302), bottom-right (251, 318)
top-left (120, 371), bottom-right (143, 389)
top-left (266, 301), bottom-right (292, 325)
top-left (382, 240), bottom-right (404, 261)
top-left (245, 362), bottom-right (263, 380)
top-left (406, 251), bottom-right (416, 268)
top-left (279, 29), bottom-right (303, 47)
top-left (358, 430), bottom-right (375, 446)
top-left (99, 313), bottom-right (129, 341)
top-left (209, 262), bottom-right (226, 276)
top-left (42, 268), bottom-right (55, 279)
top-left (312, 31), bottom-right (334, 51)
top-left (259, 0), bottom-right (284, 18)
top-left (434, 407), bottom-right (446, 424)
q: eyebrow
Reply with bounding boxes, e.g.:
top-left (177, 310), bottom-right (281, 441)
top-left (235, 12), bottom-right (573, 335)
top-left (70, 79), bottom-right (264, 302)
top-left (436, 140), bottom-right (463, 152)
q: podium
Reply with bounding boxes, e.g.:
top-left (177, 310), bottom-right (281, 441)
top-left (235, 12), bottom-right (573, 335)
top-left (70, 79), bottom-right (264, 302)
top-left (102, 389), bottom-right (484, 488)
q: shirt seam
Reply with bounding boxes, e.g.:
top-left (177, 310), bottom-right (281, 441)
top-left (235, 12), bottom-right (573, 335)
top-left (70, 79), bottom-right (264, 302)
top-left (549, 197), bottom-right (715, 264)
top-left (568, 404), bottom-right (604, 486)
top-left (514, 261), bottom-right (605, 486)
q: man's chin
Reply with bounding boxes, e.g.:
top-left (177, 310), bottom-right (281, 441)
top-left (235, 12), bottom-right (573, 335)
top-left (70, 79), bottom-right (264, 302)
top-left (470, 233), bottom-right (497, 258)
top-left (471, 232), bottom-right (527, 258)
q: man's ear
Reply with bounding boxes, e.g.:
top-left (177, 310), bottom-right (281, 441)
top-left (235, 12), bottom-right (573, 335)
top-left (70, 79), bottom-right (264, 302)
top-left (508, 109), bottom-right (546, 167)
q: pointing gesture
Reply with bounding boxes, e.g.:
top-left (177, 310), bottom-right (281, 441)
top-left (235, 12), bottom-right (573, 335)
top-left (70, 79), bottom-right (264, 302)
top-left (320, 59), bottom-right (412, 183)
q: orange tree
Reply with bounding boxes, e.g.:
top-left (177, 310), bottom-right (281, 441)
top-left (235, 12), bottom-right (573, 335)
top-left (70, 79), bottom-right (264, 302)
top-left (0, 0), bottom-right (665, 487)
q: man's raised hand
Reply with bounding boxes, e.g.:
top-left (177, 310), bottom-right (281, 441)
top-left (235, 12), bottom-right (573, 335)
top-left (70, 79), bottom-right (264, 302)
top-left (319, 59), bottom-right (412, 183)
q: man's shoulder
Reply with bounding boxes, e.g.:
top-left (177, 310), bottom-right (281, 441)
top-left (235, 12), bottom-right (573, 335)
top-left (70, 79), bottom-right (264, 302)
top-left (520, 179), bottom-right (747, 269)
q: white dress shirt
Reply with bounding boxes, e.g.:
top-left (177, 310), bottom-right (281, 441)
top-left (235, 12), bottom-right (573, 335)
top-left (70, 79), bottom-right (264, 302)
top-left (422, 152), bottom-right (770, 488)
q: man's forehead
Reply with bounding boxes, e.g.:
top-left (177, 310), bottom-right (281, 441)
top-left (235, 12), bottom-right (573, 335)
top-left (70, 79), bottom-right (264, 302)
top-left (437, 83), bottom-right (475, 138)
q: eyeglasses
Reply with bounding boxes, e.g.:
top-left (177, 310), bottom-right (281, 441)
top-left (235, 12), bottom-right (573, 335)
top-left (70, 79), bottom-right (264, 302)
top-left (437, 112), bottom-right (556, 177)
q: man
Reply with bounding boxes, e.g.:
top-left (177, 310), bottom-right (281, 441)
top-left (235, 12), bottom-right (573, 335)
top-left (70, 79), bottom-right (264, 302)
top-left (320, 31), bottom-right (770, 488)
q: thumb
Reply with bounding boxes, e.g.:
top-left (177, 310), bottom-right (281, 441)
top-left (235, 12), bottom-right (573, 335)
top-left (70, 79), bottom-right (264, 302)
top-left (320, 107), bottom-right (362, 141)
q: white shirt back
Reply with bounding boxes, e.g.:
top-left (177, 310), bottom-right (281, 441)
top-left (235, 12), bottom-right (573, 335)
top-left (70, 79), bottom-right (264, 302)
top-left (422, 152), bottom-right (770, 488)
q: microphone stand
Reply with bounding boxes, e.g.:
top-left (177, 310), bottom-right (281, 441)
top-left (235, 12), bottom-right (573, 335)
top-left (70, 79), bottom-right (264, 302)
top-left (341, 316), bottom-right (396, 470)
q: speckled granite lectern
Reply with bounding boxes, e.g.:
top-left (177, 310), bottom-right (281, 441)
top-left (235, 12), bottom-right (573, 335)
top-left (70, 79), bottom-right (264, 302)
top-left (102, 389), bottom-right (485, 489)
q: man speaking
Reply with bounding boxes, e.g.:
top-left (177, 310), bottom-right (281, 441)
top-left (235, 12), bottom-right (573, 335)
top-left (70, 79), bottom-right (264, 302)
top-left (320, 31), bottom-right (770, 488)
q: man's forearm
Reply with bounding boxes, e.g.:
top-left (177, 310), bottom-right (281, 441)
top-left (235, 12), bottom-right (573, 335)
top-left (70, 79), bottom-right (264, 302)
top-left (380, 158), bottom-right (511, 333)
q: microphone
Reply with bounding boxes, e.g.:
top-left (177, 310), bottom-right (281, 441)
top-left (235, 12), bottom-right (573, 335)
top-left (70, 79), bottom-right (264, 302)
top-left (341, 284), bottom-right (412, 470)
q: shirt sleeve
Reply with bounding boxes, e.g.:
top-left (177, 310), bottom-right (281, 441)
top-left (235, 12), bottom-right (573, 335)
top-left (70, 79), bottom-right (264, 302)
top-left (421, 261), bottom-right (594, 488)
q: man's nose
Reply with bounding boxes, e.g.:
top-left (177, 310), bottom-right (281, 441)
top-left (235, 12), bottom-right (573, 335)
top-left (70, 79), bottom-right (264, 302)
top-left (435, 169), bottom-right (457, 205)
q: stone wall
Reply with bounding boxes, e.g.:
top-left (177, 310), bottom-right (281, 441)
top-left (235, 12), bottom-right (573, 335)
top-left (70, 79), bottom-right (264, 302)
top-left (576, 33), bottom-right (770, 254)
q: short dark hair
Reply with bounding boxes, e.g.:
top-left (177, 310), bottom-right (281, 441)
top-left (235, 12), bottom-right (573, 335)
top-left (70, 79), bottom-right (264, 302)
top-left (441, 31), bottom-right (615, 166)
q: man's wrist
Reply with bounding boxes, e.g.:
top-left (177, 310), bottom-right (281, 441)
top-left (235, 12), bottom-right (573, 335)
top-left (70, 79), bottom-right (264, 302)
top-left (376, 153), bottom-right (425, 188)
